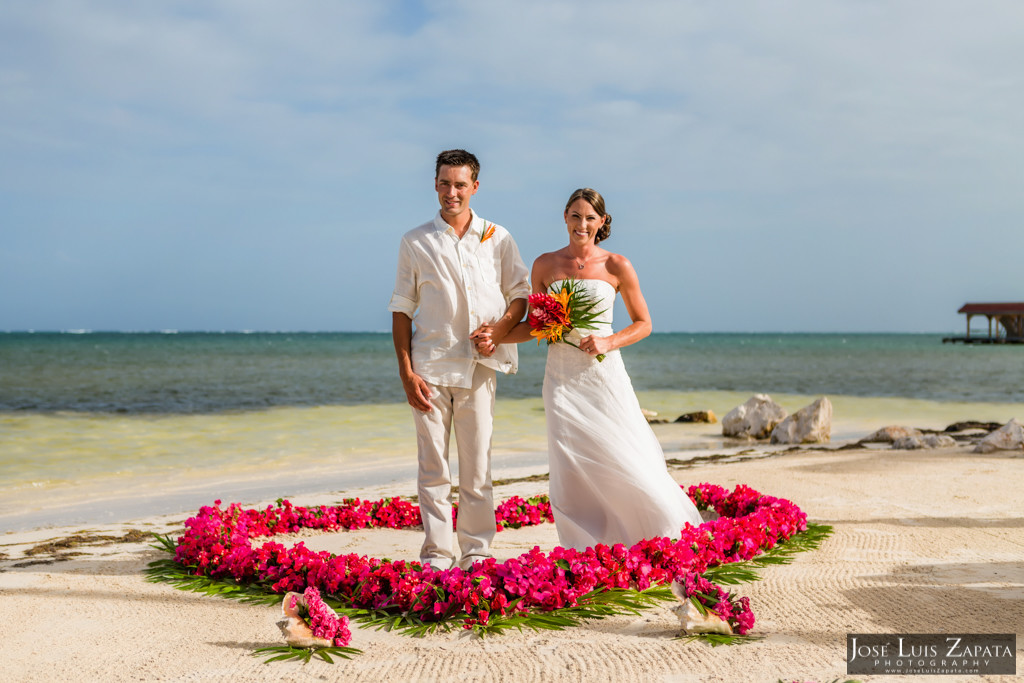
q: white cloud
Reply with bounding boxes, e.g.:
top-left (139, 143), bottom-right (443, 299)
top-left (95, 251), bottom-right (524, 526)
top-left (2, 1), bottom-right (1023, 331)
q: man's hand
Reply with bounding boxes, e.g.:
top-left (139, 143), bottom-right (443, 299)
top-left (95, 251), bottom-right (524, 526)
top-left (393, 312), bottom-right (434, 412)
top-left (470, 324), bottom-right (496, 357)
top-left (401, 370), bottom-right (435, 412)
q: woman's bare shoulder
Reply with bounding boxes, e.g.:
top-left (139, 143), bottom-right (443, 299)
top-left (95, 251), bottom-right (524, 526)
top-left (532, 249), bottom-right (567, 273)
top-left (603, 251), bottom-right (638, 279)
top-left (533, 249), bottom-right (566, 263)
top-left (603, 250), bottom-right (631, 268)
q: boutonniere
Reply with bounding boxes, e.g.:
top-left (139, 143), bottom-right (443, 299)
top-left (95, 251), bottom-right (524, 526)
top-left (480, 222), bottom-right (496, 243)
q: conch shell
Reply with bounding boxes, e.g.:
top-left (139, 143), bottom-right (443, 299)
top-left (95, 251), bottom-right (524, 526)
top-left (276, 591), bottom-right (333, 648)
top-left (669, 580), bottom-right (733, 635)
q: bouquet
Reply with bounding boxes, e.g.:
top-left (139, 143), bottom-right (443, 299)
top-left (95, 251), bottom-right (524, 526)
top-left (258, 586), bottom-right (361, 664)
top-left (527, 279), bottom-right (607, 361)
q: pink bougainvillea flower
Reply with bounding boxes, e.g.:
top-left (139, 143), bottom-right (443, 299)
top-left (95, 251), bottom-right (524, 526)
top-left (169, 483), bottom-right (808, 636)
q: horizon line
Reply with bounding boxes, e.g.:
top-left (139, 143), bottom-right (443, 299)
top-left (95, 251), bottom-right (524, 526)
top-left (1, 328), bottom-right (961, 336)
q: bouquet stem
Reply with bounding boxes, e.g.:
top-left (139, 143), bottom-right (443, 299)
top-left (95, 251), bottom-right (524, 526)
top-left (564, 339), bottom-right (605, 362)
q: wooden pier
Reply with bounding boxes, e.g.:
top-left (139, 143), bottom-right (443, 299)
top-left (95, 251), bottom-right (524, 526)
top-left (943, 302), bottom-right (1024, 344)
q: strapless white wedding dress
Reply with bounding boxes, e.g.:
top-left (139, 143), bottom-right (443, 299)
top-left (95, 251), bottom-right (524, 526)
top-left (543, 279), bottom-right (703, 550)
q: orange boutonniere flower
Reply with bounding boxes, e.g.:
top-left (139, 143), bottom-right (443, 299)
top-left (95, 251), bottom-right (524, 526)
top-left (480, 222), bottom-right (496, 243)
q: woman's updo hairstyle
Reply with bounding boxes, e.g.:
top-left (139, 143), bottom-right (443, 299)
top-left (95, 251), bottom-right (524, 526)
top-left (565, 188), bottom-right (612, 244)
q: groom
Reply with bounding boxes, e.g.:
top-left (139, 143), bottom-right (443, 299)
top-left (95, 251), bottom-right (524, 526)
top-left (388, 149), bottom-right (530, 570)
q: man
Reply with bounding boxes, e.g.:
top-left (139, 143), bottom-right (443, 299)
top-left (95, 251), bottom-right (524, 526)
top-left (388, 149), bottom-right (530, 570)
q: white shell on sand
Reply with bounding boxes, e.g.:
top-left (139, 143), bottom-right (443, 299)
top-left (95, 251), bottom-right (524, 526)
top-left (276, 591), bottom-right (332, 649)
top-left (669, 581), bottom-right (733, 635)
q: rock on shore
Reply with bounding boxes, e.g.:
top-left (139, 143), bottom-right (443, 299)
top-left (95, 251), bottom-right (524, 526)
top-left (770, 397), bottom-right (832, 444)
top-left (722, 394), bottom-right (787, 439)
top-left (861, 425), bottom-right (924, 443)
top-left (974, 419), bottom-right (1024, 453)
top-left (892, 434), bottom-right (958, 450)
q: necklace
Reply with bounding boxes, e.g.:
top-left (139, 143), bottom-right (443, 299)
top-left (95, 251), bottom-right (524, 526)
top-left (574, 255), bottom-right (588, 270)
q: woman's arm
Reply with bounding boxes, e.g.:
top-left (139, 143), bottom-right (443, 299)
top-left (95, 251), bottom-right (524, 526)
top-left (578, 253), bottom-right (652, 357)
top-left (471, 255), bottom-right (553, 353)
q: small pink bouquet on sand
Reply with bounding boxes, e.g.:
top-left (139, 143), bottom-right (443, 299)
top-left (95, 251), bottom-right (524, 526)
top-left (528, 278), bottom-right (607, 361)
top-left (257, 586), bottom-right (361, 664)
top-left (670, 572), bottom-right (755, 636)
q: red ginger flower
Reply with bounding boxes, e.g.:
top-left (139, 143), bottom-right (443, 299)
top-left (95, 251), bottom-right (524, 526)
top-left (527, 292), bottom-right (571, 343)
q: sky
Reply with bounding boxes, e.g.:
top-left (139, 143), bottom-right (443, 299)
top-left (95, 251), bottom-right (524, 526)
top-left (1, 1), bottom-right (1022, 333)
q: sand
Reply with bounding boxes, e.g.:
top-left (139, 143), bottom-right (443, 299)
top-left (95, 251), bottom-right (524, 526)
top-left (1, 444), bottom-right (1021, 683)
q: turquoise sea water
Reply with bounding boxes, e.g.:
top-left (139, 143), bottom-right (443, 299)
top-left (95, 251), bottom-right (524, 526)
top-left (1, 332), bottom-right (1020, 530)
top-left (2, 331), bottom-right (1021, 412)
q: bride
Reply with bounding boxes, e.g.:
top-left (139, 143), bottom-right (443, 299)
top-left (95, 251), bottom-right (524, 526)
top-left (473, 188), bottom-right (702, 550)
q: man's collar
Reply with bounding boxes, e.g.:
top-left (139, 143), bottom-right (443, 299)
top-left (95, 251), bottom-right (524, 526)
top-left (433, 209), bottom-right (480, 235)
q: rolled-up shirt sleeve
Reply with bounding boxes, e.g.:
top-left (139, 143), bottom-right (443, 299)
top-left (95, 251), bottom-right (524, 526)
top-left (499, 234), bottom-right (531, 304)
top-left (387, 236), bottom-right (418, 317)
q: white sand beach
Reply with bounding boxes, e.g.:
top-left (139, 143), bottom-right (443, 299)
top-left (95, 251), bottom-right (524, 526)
top-left (1, 442), bottom-right (1021, 683)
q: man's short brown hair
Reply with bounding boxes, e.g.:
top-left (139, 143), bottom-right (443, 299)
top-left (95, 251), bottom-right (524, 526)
top-left (435, 149), bottom-right (480, 181)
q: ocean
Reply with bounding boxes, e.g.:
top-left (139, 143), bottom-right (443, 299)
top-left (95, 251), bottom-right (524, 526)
top-left (1, 332), bottom-right (1021, 530)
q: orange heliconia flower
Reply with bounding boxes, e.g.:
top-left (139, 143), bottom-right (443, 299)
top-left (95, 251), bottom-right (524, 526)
top-left (526, 279), bottom-right (607, 361)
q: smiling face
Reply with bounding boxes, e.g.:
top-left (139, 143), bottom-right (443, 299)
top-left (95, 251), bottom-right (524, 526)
top-left (564, 198), bottom-right (606, 246)
top-left (435, 164), bottom-right (479, 225)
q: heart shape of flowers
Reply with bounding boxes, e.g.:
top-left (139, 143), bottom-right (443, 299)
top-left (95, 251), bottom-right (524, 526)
top-left (166, 483), bottom-right (810, 636)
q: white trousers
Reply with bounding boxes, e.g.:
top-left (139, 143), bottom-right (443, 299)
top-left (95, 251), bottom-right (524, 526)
top-left (412, 364), bottom-right (496, 569)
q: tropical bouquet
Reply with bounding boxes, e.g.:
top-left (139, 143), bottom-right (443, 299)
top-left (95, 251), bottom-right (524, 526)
top-left (527, 278), bottom-right (607, 361)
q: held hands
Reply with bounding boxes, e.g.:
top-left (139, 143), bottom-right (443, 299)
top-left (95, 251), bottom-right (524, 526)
top-left (471, 324), bottom-right (611, 359)
top-left (470, 324), bottom-right (497, 357)
top-left (470, 298), bottom-right (529, 357)
top-left (403, 324), bottom-right (499, 412)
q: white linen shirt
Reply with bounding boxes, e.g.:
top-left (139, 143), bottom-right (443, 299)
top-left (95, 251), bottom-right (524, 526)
top-left (388, 210), bottom-right (531, 388)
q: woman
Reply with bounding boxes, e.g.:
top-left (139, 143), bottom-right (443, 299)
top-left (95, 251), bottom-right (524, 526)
top-left (473, 188), bottom-right (702, 550)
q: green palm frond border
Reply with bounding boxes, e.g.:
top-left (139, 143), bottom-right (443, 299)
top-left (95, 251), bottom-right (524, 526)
top-left (146, 523), bottom-right (832, 644)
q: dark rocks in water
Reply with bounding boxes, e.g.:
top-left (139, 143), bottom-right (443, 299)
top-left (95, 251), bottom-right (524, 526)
top-left (674, 410), bottom-right (717, 424)
top-left (944, 421), bottom-right (1002, 433)
top-left (642, 408), bottom-right (668, 424)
